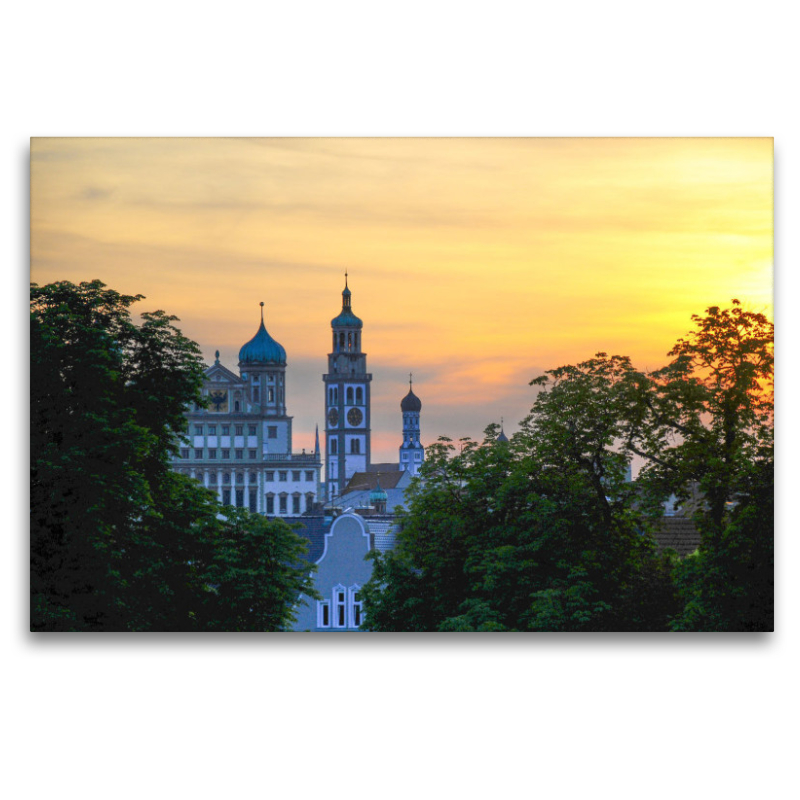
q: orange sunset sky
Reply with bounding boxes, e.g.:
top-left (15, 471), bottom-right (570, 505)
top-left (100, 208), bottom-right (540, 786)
top-left (30, 137), bottom-right (773, 466)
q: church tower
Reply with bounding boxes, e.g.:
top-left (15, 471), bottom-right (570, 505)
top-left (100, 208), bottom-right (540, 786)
top-left (399, 375), bottom-right (424, 476)
top-left (323, 274), bottom-right (372, 500)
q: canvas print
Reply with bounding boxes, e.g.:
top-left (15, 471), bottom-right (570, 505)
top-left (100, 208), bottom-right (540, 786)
top-left (30, 138), bottom-right (774, 632)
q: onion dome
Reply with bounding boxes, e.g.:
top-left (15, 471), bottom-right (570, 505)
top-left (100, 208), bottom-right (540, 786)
top-left (331, 273), bottom-right (363, 329)
top-left (496, 418), bottom-right (509, 443)
top-left (401, 373), bottom-right (422, 412)
top-left (370, 477), bottom-right (388, 505)
top-left (238, 303), bottom-right (287, 365)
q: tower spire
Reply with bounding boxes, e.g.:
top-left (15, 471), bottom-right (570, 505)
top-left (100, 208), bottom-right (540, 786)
top-left (260, 301), bottom-right (265, 324)
top-left (315, 424), bottom-right (320, 455)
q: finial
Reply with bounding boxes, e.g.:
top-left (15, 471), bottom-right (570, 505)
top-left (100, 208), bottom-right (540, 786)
top-left (409, 372), bottom-right (413, 388)
top-left (260, 301), bottom-right (264, 323)
top-left (501, 416), bottom-right (504, 427)
top-left (344, 270), bottom-right (348, 289)
top-left (215, 349), bottom-right (220, 365)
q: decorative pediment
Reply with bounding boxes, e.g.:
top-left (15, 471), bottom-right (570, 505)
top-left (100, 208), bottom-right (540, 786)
top-left (204, 363), bottom-right (241, 385)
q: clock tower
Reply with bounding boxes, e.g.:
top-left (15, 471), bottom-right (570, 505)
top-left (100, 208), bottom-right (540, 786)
top-left (323, 274), bottom-right (371, 500)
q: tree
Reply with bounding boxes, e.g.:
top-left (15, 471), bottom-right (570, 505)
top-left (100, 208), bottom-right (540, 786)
top-left (631, 301), bottom-right (774, 631)
top-left (31, 280), bottom-right (315, 631)
top-left (362, 301), bottom-right (773, 632)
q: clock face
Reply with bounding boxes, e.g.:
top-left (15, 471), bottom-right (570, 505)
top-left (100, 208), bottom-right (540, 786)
top-left (347, 407), bottom-right (363, 426)
top-left (327, 408), bottom-right (339, 427)
top-left (209, 390), bottom-right (228, 412)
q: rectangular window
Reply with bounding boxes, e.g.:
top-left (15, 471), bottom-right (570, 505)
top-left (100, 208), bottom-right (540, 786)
top-left (194, 425), bottom-right (203, 435)
top-left (221, 425), bottom-right (230, 435)
top-left (194, 448), bottom-right (203, 459)
top-left (208, 449), bottom-right (217, 459)
top-left (292, 470), bottom-right (300, 482)
top-left (336, 591), bottom-right (346, 627)
top-left (180, 448), bottom-right (189, 459)
top-left (222, 489), bottom-right (231, 506)
top-left (305, 471), bottom-right (314, 482)
top-left (266, 495), bottom-right (274, 514)
top-left (318, 601), bottom-right (331, 628)
top-left (248, 449), bottom-right (257, 459)
top-left (235, 425), bottom-right (243, 436)
top-left (208, 425), bottom-right (216, 435)
top-left (236, 473), bottom-right (244, 484)
top-left (265, 471), bottom-right (274, 482)
top-left (222, 449), bottom-right (230, 459)
top-left (248, 425), bottom-right (257, 436)
top-left (249, 490), bottom-right (257, 513)
top-left (279, 496), bottom-right (287, 514)
top-left (352, 591), bottom-right (362, 628)
top-left (279, 471), bottom-right (287, 482)
top-left (235, 489), bottom-right (244, 507)
top-left (268, 426), bottom-right (277, 439)
top-left (235, 449), bottom-right (243, 459)
top-left (292, 496), bottom-right (300, 514)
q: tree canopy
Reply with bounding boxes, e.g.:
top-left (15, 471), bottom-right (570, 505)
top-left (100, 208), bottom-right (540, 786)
top-left (30, 280), bottom-right (316, 631)
top-left (362, 301), bottom-right (773, 632)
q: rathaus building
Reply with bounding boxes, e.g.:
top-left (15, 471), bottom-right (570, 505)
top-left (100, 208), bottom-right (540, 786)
top-left (173, 277), bottom-right (425, 515)
top-left (173, 302), bottom-right (322, 518)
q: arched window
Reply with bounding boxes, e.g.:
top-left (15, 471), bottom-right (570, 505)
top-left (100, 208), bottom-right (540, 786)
top-left (355, 387), bottom-right (363, 404)
top-left (268, 387), bottom-right (274, 402)
top-left (347, 332), bottom-right (352, 351)
top-left (330, 438), bottom-right (338, 454)
top-left (234, 400), bottom-right (240, 411)
top-left (339, 332), bottom-right (345, 350)
top-left (351, 438), bottom-right (360, 455)
top-left (346, 386), bottom-right (354, 404)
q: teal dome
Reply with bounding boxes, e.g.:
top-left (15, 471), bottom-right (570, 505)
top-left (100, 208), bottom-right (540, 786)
top-left (238, 317), bottom-right (286, 366)
top-left (332, 277), bottom-right (363, 328)
top-left (369, 479), bottom-right (388, 504)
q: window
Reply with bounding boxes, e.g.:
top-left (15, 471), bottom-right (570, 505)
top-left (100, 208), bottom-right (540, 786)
top-left (249, 490), bottom-right (257, 513)
top-left (236, 472), bottom-right (244, 484)
top-left (208, 449), bottom-right (217, 459)
top-left (415, 452), bottom-right (422, 460)
top-left (221, 425), bottom-right (230, 435)
top-left (235, 425), bottom-right (243, 436)
top-left (194, 425), bottom-right (203, 435)
top-left (268, 426), bottom-right (277, 439)
top-left (265, 471), bottom-right (274, 482)
top-left (234, 401), bottom-right (240, 411)
top-left (222, 489), bottom-right (231, 505)
top-left (253, 388), bottom-right (259, 402)
top-left (235, 489), bottom-right (244, 507)
top-left (306, 493), bottom-right (314, 513)
top-left (235, 449), bottom-right (243, 459)
top-left (350, 587), bottom-right (363, 628)
top-left (292, 495), bottom-right (300, 514)
top-left (318, 601), bottom-right (331, 628)
top-left (209, 471), bottom-right (217, 483)
top-left (279, 471), bottom-right (287, 482)
top-left (180, 448), bottom-right (189, 459)
top-left (194, 448), bottom-right (203, 459)
top-left (248, 471), bottom-right (256, 483)
top-left (248, 425), bottom-right (256, 436)
top-left (334, 587), bottom-right (347, 628)
top-left (208, 425), bottom-right (216, 435)
top-left (351, 439), bottom-right (360, 454)
top-left (223, 472), bottom-right (230, 484)
top-left (247, 448), bottom-right (255, 459)
top-left (402, 453), bottom-right (408, 461)
top-left (305, 471), bottom-right (314, 482)
top-left (356, 387), bottom-right (363, 404)
top-left (222, 449), bottom-right (230, 459)
top-left (268, 387), bottom-right (274, 402)
top-left (279, 495), bottom-right (287, 515)
top-left (330, 438), bottom-right (338, 455)
top-left (292, 471), bottom-right (300, 482)
top-left (346, 386), bottom-right (353, 404)
top-left (266, 495), bottom-right (274, 514)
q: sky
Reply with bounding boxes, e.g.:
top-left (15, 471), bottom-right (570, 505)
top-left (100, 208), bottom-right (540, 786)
top-left (30, 137), bottom-right (773, 467)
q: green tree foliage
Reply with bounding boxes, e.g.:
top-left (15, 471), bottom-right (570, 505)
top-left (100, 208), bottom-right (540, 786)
top-left (362, 302), bottom-right (772, 632)
top-left (632, 301), bottom-right (774, 631)
top-left (31, 280), bottom-right (315, 631)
